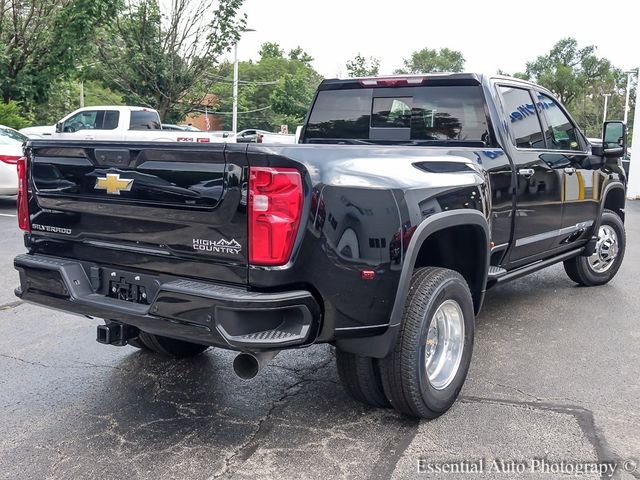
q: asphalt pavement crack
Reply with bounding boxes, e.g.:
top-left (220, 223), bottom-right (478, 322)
top-left (460, 395), bottom-right (639, 480)
top-left (210, 353), bottom-right (335, 479)
top-left (367, 417), bottom-right (419, 480)
top-left (0, 352), bottom-right (50, 368)
top-left (0, 300), bottom-right (23, 311)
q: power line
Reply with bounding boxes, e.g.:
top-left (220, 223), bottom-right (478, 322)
top-left (206, 74), bottom-right (279, 86)
top-left (194, 106), bottom-right (272, 115)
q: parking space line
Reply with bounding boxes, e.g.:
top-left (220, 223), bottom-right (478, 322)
top-left (0, 213), bottom-right (16, 217)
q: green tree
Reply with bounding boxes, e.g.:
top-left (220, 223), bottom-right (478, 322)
top-left (259, 42), bottom-right (284, 59)
top-left (209, 43), bottom-right (322, 131)
top-left (0, 101), bottom-right (30, 129)
top-left (523, 38), bottom-right (612, 106)
top-left (97, 0), bottom-right (246, 120)
top-left (345, 53), bottom-right (380, 77)
top-left (520, 38), bottom-right (631, 137)
top-left (0, 0), bottom-right (119, 111)
top-left (395, 47), bottom-right (465, 74)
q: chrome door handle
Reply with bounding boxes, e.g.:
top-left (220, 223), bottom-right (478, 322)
top-left (518, 168), bottom-right (535, 178)
top-left (564, 167), bottom-right (576, 175)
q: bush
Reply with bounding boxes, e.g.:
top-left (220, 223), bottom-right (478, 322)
top-left (0, 102), bottom-right (30, 130)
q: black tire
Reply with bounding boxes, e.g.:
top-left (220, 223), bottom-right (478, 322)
top-left (380, 267), bottom-right (475, 419)
top-left (127, 336), bottom-right (150, 350)
top-left (138, 332), bottom-right (209, 358)
top-left (336, 349), bottom-right (390, 408)
top-left (564, 209), bottom-right (625, 286)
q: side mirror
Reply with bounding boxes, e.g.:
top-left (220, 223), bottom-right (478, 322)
top-left (602, 121), bottom-right (626, 158)
top-left (55, 122), bottom-right (63, 133)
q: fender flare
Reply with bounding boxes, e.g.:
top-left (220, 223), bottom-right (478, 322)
top-left (335, 209), bottom-right (490, 359)
top-left (598, 181), bottom-right (626, 224)
top-left (582, 181), bottom-right (626, 256)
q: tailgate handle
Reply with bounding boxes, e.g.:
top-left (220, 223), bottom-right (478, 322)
top-left (94, 149), bottom-right (131, 167)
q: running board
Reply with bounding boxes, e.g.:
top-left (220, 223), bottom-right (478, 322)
top-left (488, 247), bottom-right (584, 286)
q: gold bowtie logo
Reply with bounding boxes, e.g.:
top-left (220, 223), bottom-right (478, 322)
top-left (95, 173), bottom-right (134, 195)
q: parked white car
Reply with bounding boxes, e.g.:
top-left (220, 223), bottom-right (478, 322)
top-left (20, 106), bottom-right (236, 143)
top-left (0, 125), bottom-right (27, 195)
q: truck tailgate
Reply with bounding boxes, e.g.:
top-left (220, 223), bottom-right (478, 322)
top-left (27, 142), bottom-right (249, 284)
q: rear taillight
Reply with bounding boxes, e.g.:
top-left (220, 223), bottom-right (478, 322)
top-left (17, 156), bottom-right (30, 232)
top-left (0, 155), bottom-right (20, 164)
top-left (248, 167), bottom-right (302, 266)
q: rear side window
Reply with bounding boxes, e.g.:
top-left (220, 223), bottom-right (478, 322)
top-left (305, 85), bottom-right (490, 145)
top-left (130, 110), bottom-right (161, 130)
top-left (498, 86), bottom-right (546, 149)
top-left (103, 111), bottom-right (120, 130)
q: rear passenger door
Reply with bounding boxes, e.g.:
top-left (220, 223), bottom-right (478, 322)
top-left (497, 84), bottom-right (564, 264)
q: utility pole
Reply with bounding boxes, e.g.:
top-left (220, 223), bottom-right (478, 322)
top-left (79, 80), bottom-right (85, 108)
top-left (232, 42), bottom-right (239, 134)
top-left (231, 29), bottom-right (256, 134)
top-left (628, 68), bottom-right (640, 199)
top-left (603, 93), bottom-right (611, 123)
top-left (624, 69), bottom-right (637, 124)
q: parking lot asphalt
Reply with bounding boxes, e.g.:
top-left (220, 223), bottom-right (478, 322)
top-left (0, 196), bottom-right (638, 480)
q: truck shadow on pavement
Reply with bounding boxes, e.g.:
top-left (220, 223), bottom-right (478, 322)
top-left (58, 345), bottom-right (418, 479)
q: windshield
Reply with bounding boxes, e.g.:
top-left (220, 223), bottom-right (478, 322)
top-left (0, 127), bottom-right (27, 144)
top-left (304, 85), bottom-right (490, 146)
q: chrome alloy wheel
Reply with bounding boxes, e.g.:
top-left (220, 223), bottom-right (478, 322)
top-left (424, 299), bottom-right (465, 390)
top-left (588, 225), bottom-right (619, 273)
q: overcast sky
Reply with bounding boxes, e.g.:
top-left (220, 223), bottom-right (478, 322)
top-left (233, 0), bottom-right (639, 77)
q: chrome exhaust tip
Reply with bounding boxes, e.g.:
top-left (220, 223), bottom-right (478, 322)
top-left (233, 350), bottom-right (280, 380)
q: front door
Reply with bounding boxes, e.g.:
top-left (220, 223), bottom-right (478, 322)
top-left (534, 91), bottom-right (598, 248)
top-left (496, 84), bottom-right (564, 264)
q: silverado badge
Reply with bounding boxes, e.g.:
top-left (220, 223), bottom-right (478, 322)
top-left (95, 173), bottom-right (134, 195)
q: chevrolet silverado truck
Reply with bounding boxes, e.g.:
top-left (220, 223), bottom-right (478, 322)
top-left (14, 73), bottom-right (628, 419)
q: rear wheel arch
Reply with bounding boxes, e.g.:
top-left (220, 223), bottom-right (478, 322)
top-left (412, 222), bottom-right (489, 313)
top-left (334, 210), bottom-right (490, 359)
top-left (398, 210), bottom-right (490, 317)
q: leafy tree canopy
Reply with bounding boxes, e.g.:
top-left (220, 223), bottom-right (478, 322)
top-left (522, 38), bottom-right (613, 105)
top-left (96, 0), bottom-right (246, 120)
top-left (0, 0), bottom-right (120, 121)
top-left (208, 42), bottom-right (321, 132)
top-left (395, 47), bottom-right (465, 74)
top-left (345, 53), bottom-right (380, 77)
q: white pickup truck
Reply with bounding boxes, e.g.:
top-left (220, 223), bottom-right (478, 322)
top-left (20, 106), bottom-right (235, 143)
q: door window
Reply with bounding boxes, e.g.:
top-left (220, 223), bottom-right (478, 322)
top-left (130, 110), bottom-right (161, 130)
top-left (498, 86), bottom-right (546, 149)
top-left (63, 110), bottom-right (100, 132)
top-left (62, 110), bottom-right (120, 132)
top-left (536, 93), bottom-right (582, 151)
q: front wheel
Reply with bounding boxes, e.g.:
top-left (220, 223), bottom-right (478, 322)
top-left (380, 267), bottom-right (475, 419)
top-left (564, 209), bottom-right (625, 286)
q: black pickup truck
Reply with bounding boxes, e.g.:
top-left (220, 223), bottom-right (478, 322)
top-left (14, 73), bottom-right (627, 419)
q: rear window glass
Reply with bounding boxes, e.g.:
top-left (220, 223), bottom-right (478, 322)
top-left (305, 85), bottom-right (490, 145)
top-left (305, 89), bottom-right (371, 139)
top-left (0, 127), bottom-right (27, 144)
top-left (130, 111), bottom-right (161, 130)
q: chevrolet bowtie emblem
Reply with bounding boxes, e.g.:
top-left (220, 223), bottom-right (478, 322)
top-left (95, 173), bottom-right (134, 195)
